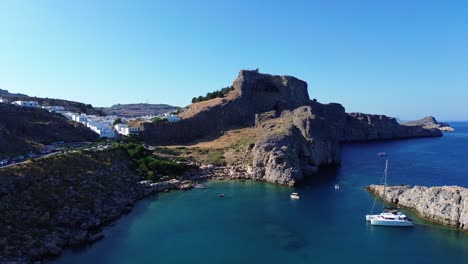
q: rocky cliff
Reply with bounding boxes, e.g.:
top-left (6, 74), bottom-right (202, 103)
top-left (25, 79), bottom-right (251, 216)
top-left (367, 185), bottom-right (468, 230)
top-left (0, 149), bottom-right (146, 263)
top-left (342, 113), bottom-right (442, 141)
top-left (140, 70), bottom-right (310, 144)
top-left (248, 104), bottom-right (342, 185)
top-left (140, 70), bottom-right (442, 186)
top-left (402, 116), bottom-right (454, 132)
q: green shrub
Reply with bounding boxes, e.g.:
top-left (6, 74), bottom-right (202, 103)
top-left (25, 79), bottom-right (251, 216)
top-left (119, 142), bottom-right (188, 180)
top-left (191, 86), bottom-right (234, 103)
top-left (208, 150), bottom-right (226, 166)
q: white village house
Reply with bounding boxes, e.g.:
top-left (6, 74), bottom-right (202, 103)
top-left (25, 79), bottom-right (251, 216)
top-left (114, 123), bottom-right (139, 136)
top-left (42, 105), bottom-right (65, 112)
top-left (12, 100), bottom-right (40, 107)
top-left (164, 113), bottom-right (181, 122)
top-left (0, 97), bottom-right (9, 103)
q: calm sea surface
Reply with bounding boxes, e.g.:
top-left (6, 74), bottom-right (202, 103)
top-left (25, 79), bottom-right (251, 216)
top-left (54, 122), bottom-right (468, 263)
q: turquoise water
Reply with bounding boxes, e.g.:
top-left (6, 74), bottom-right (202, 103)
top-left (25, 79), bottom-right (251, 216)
top-left (55, 123), bottom-right (468, 263)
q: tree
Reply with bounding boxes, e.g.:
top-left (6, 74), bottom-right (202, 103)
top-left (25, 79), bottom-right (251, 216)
top-left (113, 118), bottom-right (122, 126)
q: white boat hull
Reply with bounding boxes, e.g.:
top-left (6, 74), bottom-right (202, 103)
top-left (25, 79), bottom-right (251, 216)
top-left (366, 215), bottom-right (378, 221)
top-left (370, 218), bottom-right (413, 226)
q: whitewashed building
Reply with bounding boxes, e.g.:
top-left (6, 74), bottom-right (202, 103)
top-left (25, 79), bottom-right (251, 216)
top-left (88, 122), bottom-right (116, 138)
top-left (72, 114), bottom-right (88, 124)
top-left (115, 123), bottom-right (139, 136)
top-left (12, 101), bottom-right (40, 107)
top-left (0, 97), bottom-right (9, 103)
top-left (42, 105), bottom-right (65, 112)
top-left (164, 114), bottom-right (181, 123)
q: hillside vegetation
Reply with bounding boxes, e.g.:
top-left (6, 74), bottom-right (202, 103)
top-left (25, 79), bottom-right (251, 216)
top-left (0, 149), bottom-right (145, 262)
top-left (1, 93), bottom-right (103, 115)
top-left (191, 86), bottom-right (234, 103)
top-left (0, 104), bottom-right (98, 158)
top-left (114, 142), bottom-right (189, 182)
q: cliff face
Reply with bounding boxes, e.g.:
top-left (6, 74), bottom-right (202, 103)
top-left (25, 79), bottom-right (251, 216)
top-left (249, 105), bottom-right (342, 186)
top-left (140, 70), bottom-right (310, 144)
top-left (140, 70), bottom-right (442, 186)
top-left (368, 185), bottom-right (468, 230)
top-left (342, 113), bottom-right (442, 141)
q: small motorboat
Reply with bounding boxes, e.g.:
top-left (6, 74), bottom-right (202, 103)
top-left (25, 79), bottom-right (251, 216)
top-left (290, 192), bottom-right (300, 199)
top-left (334, 184), bottom-right (340, 190)
top-left (218, 193), bottom-right (225, 198)
top-left (377, 152), bottom-right (387, 157)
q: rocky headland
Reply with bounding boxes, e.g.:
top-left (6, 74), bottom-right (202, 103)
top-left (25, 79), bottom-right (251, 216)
top-left (367, 185), bottom-right (468, 231)
top-left (402, 116), bottom-right (454, 132)
top-left (139, 70), bottom-right (441, 186)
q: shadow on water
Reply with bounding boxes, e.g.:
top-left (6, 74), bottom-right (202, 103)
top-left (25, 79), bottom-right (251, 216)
top-left (53, 194), bottom-right (159, 259)
top-left (300, 165), bottom-right (341, 187)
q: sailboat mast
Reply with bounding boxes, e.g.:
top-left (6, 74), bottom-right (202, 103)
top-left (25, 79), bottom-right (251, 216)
top-left (382, 159), bottom-right (388, 206)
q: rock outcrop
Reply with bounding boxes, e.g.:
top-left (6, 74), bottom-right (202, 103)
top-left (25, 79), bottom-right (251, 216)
top-left (249, 105), bottom-right (342, 185)
top-left (367, 185), bottom-right (468, 230)
top-left (342, 113), bottom-right (442, 141)
top-left (402, 116), bottom-right (454, 132)
top-left (140, 70), bottom-right (310, 144)
top-left (139, 70), bottom-right (442, 186)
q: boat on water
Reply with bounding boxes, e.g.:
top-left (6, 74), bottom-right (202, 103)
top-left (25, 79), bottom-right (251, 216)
top-left (194, 183), bottom-right (207, 189)
top-left (218, 193), bottom-right (225, 198)
top-left (290, 192), bottom-right (300, 199)
top-left (334, 184), bottom-right (340, 190)
top-left (377, 152), bottom-right (387, 156)
top-left (365, 160), bottom-right (413, 227)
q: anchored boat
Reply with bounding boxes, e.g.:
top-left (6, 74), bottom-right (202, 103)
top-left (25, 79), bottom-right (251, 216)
top-left (365, 160), bottom-right (413, 227)
top-left (290, 192), bottom-right (300, 199)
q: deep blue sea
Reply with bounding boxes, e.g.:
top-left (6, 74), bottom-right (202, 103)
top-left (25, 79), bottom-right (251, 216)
top-left (54, 122), bottom-right (468, 263)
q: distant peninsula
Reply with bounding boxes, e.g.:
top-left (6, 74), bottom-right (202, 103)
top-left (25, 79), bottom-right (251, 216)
top-left (402, 116), bottom-right (455, 132)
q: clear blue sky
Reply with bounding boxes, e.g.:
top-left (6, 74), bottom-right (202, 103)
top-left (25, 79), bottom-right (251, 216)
top-left (0, 0), bottom-right (467, 121)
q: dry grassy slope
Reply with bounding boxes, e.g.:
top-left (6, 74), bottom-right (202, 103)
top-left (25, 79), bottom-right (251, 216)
top-left (0, 104), bottom-right (98, 158)
top-left (163, 116), bottom-right (292, 167)
top-left (179, 89), bottom-right (240, 119)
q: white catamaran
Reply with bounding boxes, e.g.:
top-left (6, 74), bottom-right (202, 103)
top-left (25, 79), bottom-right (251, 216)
top-left (365, 160), bottom-right (413, 227)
